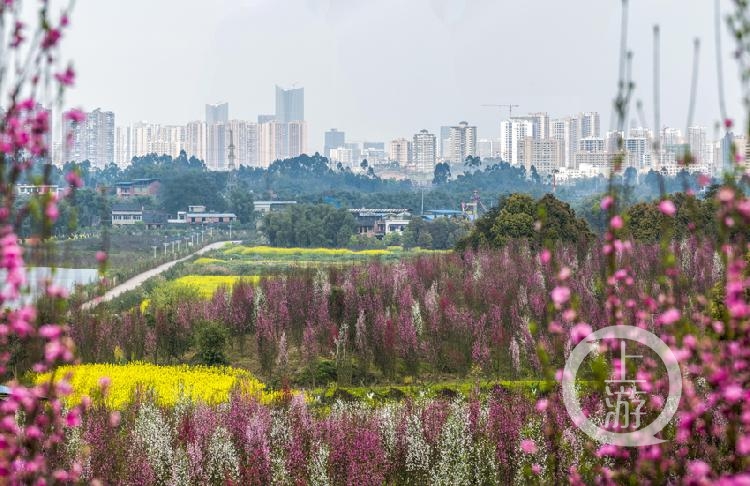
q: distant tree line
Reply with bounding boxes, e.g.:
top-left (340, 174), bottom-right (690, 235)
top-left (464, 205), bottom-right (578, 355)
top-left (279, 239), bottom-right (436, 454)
top-left (36, 151), bottom-right (715, 237)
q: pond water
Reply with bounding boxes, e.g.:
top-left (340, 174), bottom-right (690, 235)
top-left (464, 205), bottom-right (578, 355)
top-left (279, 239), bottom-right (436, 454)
top-left (1, 267), bottom-right (98, 307)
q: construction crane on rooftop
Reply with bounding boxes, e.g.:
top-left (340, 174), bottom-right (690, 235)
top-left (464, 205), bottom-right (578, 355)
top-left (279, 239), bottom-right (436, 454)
top-left (482, 103), bottom-right (520, 119)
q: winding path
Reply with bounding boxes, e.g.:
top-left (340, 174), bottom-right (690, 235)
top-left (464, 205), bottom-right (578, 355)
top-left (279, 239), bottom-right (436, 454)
top-left (81, 240), bottom-right (241, 310)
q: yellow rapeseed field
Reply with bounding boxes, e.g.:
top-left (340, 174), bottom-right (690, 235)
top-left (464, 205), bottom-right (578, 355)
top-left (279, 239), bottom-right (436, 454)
top-left (193, 257), bottom-right (224, 265)
top-left (223, 245), bottom-right (392, 257)
top-left (35, 362), bottom-right (282, 409)
top-left (172, 275), bottom-right (261, 298)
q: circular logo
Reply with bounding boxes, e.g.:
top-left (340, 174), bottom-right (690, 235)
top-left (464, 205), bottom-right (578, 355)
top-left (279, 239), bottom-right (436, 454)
top-left (562, 325), bottom-right (682, 447)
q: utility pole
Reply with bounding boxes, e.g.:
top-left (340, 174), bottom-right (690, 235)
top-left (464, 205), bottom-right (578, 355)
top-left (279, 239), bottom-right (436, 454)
top-left (163, 242), bottom-right (168, 255)
top-left (152, 246), bottom-right (157, 259)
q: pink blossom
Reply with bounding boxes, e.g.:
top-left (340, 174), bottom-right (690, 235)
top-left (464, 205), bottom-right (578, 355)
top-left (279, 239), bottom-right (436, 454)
top-left (38, 325), bottom-right (61, 339)
top-left (724, 384), bottom-right (744, 403)
top-left (531, 463), bottom-right (542, 475)
top-left (687, 460), bottom-right (711, 479)
top-left (719, 187), bottom-right (735, 203)
top-left (64, 109), bottom-right (85, 123)
top-left (550, 286), bottom-right (570, 306)
top-left (45, 202), bottom-right (59, 221)
top-left (65, 170), bottom-right (82, 188)
top-left (520, 439), bottom-right (537, 454)
top-left (54, 66), bottom-right (75, 86)
top-left (658, 308), bottom-right (680, 325)
top-left (600, 195), bottom-right (614, 210)
top-left (570, 323), bottom-right (592, 345)
top-left (95, 251), bottom-right (107, 263)
top-left (659, 200), bottom-right (676, 217)
top-left (109, 411), bottom-right (121, 428)
top-left (737, 435), bottom-right (750, 456)
top-left (610, 215), bottom-right (623, 229)
top-left (98, 377), bottom-right (111, 390)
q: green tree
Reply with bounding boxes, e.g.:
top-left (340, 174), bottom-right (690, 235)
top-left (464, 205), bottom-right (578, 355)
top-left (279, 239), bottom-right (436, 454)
top-left (228, 189), bottom-right (256, 225)
top-left (457, 193), bottom-right (592, 250)
top-left (433, 162), bottom-right (452, 185)
top-left (195, 321), bottom-right (229, 366)
top-left (262, 203), bottom-right (357, 247)
top-left (149, 281), bottom-right (202, 363)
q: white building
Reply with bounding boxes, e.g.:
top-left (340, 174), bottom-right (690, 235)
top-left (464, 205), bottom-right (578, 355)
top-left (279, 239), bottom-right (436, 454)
top-left (185, 121), bottom-right (207, 163)
top-left (329, 147), bottom-right (354, 167)
top-left (389, 138), bottom-right (412, 166)
top-left (578, 112), bottom-right (600, 138)
top-left (623, 137), bottom-right (648, 169)
top-left (500, 118), bottom-right (533, 165)
top-left (413, 129), bottom-right (437, 172)
top-left (550, 117), bottom-right (579, 168)
top-left (578, 136), bottom-right (606, 153)
top-left (446, 121), bottom-right (477, 164)
top-left (519, 137), bottom-right (563, 174)
top-left (687, 126), bottom-right (707, 164)
top-left (63, 108), bottom-right (115, 168)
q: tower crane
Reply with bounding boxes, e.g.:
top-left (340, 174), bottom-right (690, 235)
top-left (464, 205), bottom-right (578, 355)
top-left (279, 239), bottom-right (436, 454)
top-left (481, 104), bottom-right (520, 119)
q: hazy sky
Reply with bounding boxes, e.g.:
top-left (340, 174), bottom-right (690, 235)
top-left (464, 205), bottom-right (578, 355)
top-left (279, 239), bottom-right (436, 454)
top-left (62, 0), bottom-right (743, 151)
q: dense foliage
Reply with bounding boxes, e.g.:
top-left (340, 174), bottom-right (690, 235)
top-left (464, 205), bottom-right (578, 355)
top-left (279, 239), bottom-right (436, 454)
top-left (261, 203), bottom-right (357, 248)
top-left (457, 193), bottom-right (593, 250)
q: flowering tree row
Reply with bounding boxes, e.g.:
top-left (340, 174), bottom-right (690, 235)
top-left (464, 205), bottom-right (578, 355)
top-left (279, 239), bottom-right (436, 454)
top-left (66, 239), bottom-right (720, 386)
top-left (51, 387), bottom-right (598, 485)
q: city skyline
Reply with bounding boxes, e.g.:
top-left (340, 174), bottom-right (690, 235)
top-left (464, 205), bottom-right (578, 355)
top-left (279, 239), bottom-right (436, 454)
top-left (61, 0), bottom-right (741, 151)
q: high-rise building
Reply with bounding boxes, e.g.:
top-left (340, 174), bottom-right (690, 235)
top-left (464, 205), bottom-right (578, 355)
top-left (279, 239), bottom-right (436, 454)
top-left (624, 136), bottom-right (648, 169)
top-left (256, 118), bottom-right (306, 167)
top-left (363, 142), bottom-right (384, 150)
top-left (324, 129), bottom-right (345, 159)
top-left (64, 108), bottom-right (115, 168)
top-left (389, 138), bottom-right (412, 166)
top-left (207, 123), bottom-right (227, 170)
top-left (225, 120), bottom-right (258, 168)
top-left (258, 120), bottom-right (279, 168)
top-left (687, 126), bottom-right (707, 164)
top-left (246, 122), bottom-right (259, 167)
top-left (258, 114), bottom-right (275, 124)
top-left (578, 137), bottom-right (606, 153)
top-left (329, 147), bottom-right (353, 167)
top-left (527, 112), bottom-right (550, 140)
top-left (446, 121), bottom-right (477, 164)
top-left (205, 102), bottom-right (229, 125)
top-left (661, 127), bottom-right (683, 148)
top-left (550, 117), bottom-right (578, 168)
top-left (413, 129), bottom-right (437, 172)
top-left (185, 121), bottom-right (207, 163)
top-left (605, 131), bottom-right (623, 153)
top-left (518, 137), bottom-right (563, 174)
top-left (115, 125), bottom-right (132, 166)
top-left (578, 112), bottom-right (600, 139)
top-left (287, 120), bottom-right (308, 159)
top-left (500, 118), bottom-right (533, 165)
top-left (439, 126), bottom-right (452, 160)
top-left (275, 85), bottom-right (304, 123)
